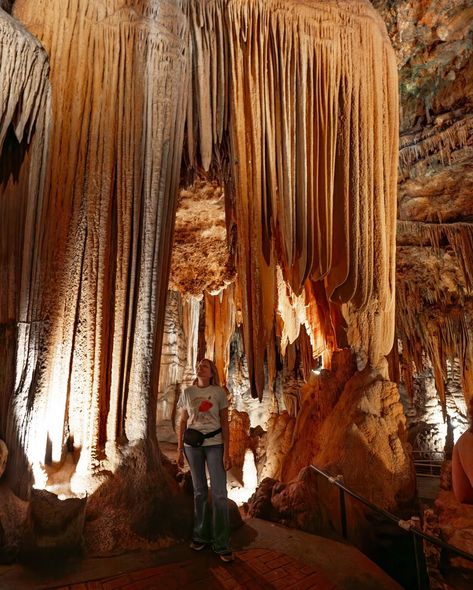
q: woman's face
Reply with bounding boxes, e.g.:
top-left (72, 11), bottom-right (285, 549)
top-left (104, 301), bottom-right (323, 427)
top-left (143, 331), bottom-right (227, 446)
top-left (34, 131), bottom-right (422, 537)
top-left (197, 360), bottom-right (212, 382)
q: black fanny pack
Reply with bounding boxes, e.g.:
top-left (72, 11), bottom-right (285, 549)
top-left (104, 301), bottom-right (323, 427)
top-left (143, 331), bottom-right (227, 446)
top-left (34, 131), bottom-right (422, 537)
top-left (184, 427), bottom-right (222, 448)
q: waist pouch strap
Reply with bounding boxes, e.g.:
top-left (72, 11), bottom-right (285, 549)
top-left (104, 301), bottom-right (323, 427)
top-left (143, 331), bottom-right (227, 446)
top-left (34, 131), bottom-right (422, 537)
top-left (203, 427), bottom-right (222, 439)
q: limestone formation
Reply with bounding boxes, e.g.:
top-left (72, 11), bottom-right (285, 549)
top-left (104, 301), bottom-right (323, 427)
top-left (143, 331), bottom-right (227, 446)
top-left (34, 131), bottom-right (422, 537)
top-left (0, 4), bottom-right (51, 492)
top-left (228, 408), bottom-right (250, 484)
top-left (259, 412), bottom-right (296, 482)
top-left (399, 361), bottom-right (469, 460)
top-left (185, 0), bottom-right (399, 397)
top-left (0, 485), bottom-right (28, 563)
top-left (1, 0), bottom-right (454, 569)
top-left (157, 291), bottom-right (187, 443)
top-left (168, 180), bottom-right (235, 296)
top-left (22, 489), bottom-right (86, 556)
top-left (397, 226), bottom-right (473, 412)
top-left (1, 0), bottom-right (400, 499)
top-left (204, 285), bottom-right (236, 385)
top-left (0, 440), bottom-right (7, 479)
top-left (375, 0), bottom-right (473, 424)
top-left (11, 0), bottom-right (189, 494)
top-left (282, 351), bottom-right (415, 509)
top-left (434, 490), bottom-right (473, 572)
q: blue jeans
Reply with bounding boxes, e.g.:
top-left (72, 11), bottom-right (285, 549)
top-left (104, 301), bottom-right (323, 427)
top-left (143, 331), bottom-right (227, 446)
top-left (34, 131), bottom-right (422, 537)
top-left (184, 444), bottom-right (230, 553)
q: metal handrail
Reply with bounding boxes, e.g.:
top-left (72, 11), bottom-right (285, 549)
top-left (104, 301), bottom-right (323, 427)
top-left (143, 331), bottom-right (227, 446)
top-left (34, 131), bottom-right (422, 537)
top-left (411, 450), bottom-right (445, 461)
top-left (309, 464), bottom-right (473, 565)
top-left (413, 458), bottom-right (443, 478)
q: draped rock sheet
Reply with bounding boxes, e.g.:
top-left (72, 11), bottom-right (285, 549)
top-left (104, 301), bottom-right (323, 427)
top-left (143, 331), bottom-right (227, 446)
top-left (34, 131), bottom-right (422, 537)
top-left (157, 291), bottom-right (186, 427)
top-left (0, 8), bottom-right (51, 486)
top-left (157, 291), bottom-right (201, 438)
top-left (12, 0), bottom-right (188, 492)
top-left (182, 295), bottom-right (201, 386)
top-left (187, 0), bottom-right (399, 397)
top-left (205, 284), bottom-right (236, 385)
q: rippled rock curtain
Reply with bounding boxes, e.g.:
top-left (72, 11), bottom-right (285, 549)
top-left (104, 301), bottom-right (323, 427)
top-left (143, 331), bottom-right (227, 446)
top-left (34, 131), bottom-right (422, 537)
top-left (0, 7), bottom-right (51, 493)
top-left (11, 0), bottom-right (188, 493)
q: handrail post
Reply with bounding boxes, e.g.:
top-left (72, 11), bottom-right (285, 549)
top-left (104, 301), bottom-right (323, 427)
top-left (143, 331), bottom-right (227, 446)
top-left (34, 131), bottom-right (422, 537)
top-left (411, 516), bottom-right (423, 590)
top-left (338, 478), bottom-right (347, 539)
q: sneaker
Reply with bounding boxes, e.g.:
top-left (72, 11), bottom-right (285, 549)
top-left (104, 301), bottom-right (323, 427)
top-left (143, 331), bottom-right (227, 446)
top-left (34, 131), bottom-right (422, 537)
top-left (218, 551), bottom-right (234, 563)
top-left (190, 541), bottom-right (207, 551)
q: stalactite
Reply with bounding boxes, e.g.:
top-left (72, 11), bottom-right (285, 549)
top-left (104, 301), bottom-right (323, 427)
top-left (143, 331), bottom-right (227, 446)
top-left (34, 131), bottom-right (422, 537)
top-left (398, 221), bottom-right (473, 291)
top-left (205, 283), bottom-right (236, 385)
top-left (187, 0), bottom-right (398, 396)
top-left (277, 267), bottom-right (304, 358)
top-left (182, 295), bottom-right (201, 386)
top-left (396, 227), bottom-right (473, 412)
top-left (399, 114), bottom-right (473, 179)
top-left (398, 301), bottom-right (472, 414)
top-left (11, 0), bottom-right (189, 493)
top-left (276, 267), bottom-right (327, 368)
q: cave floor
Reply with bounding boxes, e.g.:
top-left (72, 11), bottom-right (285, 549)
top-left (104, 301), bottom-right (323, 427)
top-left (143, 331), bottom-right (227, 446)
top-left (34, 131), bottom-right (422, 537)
top-left (0, 518), bottom-right (401, 590)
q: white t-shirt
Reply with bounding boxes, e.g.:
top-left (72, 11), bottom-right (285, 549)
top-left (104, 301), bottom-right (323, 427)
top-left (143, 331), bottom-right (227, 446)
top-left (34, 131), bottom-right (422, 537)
top-left (178, 385), bottom-right (228, 446)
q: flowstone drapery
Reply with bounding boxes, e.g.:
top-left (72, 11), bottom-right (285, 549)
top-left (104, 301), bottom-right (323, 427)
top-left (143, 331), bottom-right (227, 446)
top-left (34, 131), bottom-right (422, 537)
top-left (10, 0), bottom-right (189, 494)
top-left (0, 7), bottom-right (50, 494)
top-left (187, 0), bottom-right (399, 397)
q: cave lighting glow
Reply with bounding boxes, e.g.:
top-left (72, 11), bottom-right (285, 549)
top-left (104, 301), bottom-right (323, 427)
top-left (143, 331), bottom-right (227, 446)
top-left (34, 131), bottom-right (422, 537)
top-left (26, 343), bottom-right (70, 490)
top-left (228, 449), bottom-right (258, 506)
top-left (47, 344), bottom-right (69, 463)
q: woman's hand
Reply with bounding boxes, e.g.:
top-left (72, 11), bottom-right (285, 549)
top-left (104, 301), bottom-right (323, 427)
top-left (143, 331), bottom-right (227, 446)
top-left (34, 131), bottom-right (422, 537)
top-left (177, 448), bottom-right (185, 468)
top-left (223, 452), bottom-right (232, 471)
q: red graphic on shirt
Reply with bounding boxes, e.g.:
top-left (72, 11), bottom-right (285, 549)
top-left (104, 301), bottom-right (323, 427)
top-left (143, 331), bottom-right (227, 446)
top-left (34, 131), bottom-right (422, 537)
top-left (198, 399), bottom-right (213, 412)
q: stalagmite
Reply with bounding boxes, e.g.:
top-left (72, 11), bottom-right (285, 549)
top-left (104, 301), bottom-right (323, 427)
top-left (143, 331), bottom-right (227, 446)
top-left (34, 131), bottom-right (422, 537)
top-left (11, 0), bottom-right (189, 493)
top-left (187, 0), bottom-right (399, 396)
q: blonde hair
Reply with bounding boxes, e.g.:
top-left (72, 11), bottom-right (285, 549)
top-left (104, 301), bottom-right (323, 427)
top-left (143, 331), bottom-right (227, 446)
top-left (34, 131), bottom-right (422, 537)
top-left (196, 358), bottom-right (221, 387)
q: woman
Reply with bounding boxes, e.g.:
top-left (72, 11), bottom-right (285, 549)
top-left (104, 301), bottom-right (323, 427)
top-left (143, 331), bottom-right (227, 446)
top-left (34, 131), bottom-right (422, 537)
top-left (452, 398), bottom-right (473, 503)
top-left (177, 358), bottom-right (233, 561)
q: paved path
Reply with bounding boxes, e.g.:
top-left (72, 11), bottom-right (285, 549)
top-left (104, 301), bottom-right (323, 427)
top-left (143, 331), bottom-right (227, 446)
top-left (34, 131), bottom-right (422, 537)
top-left (53, 548), bottom-right (336, 590)
top-left (0, 519), bottom-right (402, 590)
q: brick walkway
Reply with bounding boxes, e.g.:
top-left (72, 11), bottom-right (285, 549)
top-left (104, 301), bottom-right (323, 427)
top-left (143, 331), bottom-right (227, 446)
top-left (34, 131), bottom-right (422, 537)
top-left (53, 548), bottom-right (337, 590)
